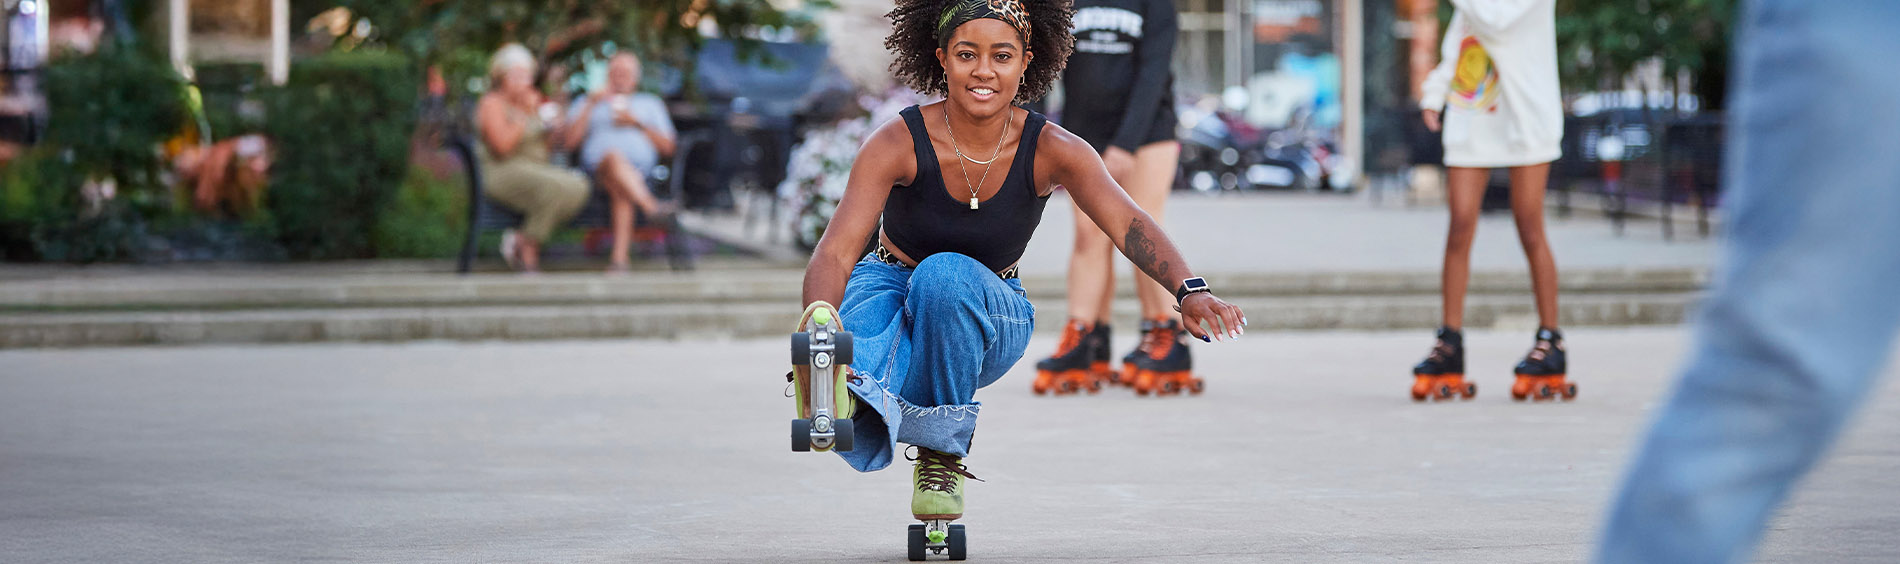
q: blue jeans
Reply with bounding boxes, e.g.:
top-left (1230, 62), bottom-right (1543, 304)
top-left (833, 252), bottom-right (1036, 472)
top-left (1596, 2), bottom-right (1900, 562)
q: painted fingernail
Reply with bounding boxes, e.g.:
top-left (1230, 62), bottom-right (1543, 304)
top-left (1200, 335), bottom-right (1212, 343)
top-left (1242, 317), bottom-right (1249, 326)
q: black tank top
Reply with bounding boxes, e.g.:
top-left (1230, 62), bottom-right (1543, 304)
top-left (882, 105), bottom-right (1051, 273)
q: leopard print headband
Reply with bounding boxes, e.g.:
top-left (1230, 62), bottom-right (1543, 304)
top-left (936, 0), bottom-right (1032, 47)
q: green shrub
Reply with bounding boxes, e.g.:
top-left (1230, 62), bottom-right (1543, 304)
top-left (264, 49), bottom-right (419, 259)
top-left (194, 62), bottom-right (268, 140)
top-left (371, 166), bottom-right (467, 258)
top-left (6, 43), bottom-right (189, 262)
top-left (41, 42), bottom-right (189, 192)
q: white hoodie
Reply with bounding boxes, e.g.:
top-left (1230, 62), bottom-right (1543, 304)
top-left (1420, 0), bottom-right (1562, 167)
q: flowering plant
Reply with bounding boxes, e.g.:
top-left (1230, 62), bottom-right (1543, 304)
top-left (780, 88), bottom-right (936, 250)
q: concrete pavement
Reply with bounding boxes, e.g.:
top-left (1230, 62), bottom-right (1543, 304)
top-left (3, 328), bottom-right (1896, 563)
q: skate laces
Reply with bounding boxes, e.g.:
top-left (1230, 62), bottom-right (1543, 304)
top-left (1527, 339), bottom-right (1560, 362)
top-left (1053, 321), bottom-right (1087, 356)
top-left (1143, 322), bottom-right (1178, 361)
top-left (907, 446), bottom-right (982, 491)
top-left (1426, 340), bottom-right (1457, 364)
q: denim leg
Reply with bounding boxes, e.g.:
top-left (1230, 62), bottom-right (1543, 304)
top-left (830, 253), bottom-right (1036, 471)
top-left (1596, 3), bottom-right (1900, 563)
top-left (834, 258), bottom-right (914, 473)
top-left (901, 253), bottom-right (1037, 407)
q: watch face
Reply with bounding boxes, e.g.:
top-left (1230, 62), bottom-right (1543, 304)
top-left (1185, 278), bottom-right (1208, 291)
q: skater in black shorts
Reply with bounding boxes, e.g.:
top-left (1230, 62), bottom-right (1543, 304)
top-left (1031, 0), bottom-right (1196, 398)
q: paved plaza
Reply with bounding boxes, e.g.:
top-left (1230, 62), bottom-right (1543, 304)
top-left (4, 327), bottom-right (1897, 563)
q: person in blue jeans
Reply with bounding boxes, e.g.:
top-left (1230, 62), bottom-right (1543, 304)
top-left (1597, 2), bottom-right (1900, 562)
top-left (800, 0), bottom-right (1245, 522)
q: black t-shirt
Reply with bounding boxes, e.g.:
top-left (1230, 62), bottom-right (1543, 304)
top-left (1059, 0), bottom-right (1178, 153)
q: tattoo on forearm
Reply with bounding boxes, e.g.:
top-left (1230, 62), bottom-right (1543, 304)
top-left (1124, 218), bottom-right (1172, 286)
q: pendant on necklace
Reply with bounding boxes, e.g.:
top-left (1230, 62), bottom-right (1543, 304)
top-left (970, 197), bottom-right (980, 210)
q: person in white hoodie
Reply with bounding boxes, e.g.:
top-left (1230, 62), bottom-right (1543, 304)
top-left (1409, 0), bottom-right (1570, 403)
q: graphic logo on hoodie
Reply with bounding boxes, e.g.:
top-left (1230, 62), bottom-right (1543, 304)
top-left (1450, 36), bottom-right (1500, 112)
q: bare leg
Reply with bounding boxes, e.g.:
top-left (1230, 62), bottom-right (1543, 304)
top-left (1124, 141), bottom-right (1182, 321)
top-left (598, 152), bottom-right (666, 213)
top-left (596, 152), bottom-right (667, 268)
top-left (1441, 167), bottom-right (1488, 329)
top-left (1067, 200), bottom-right (1115, 325)
top-left (1508, 163), bottom-right (1560, 328)
top-left (517, 236), bottom-right (541, 273)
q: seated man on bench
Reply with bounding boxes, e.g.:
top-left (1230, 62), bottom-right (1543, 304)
top-left (563, 50), bottom-right (678, 274)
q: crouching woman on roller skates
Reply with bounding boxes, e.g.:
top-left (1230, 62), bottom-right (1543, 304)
top-left (791, 0), bottom-right (1243, 558)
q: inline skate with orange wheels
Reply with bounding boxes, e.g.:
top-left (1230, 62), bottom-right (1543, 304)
top-left (1511, 327), bottom-right (1575, 401)
top-left (1412, 326), bottom-right (1476, 401)
top-left (1131, 320), bottom-right (1203, 396)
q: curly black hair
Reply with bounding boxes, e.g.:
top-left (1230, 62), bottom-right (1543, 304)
top-left (885, 0), bottom-right (1075, 104)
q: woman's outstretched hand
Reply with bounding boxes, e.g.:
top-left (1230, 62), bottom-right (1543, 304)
top-left (1178, 293), bottom-right (1246, 342)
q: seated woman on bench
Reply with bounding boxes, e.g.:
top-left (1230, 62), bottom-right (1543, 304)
top-left (476, 44), bottom-right (588, 273)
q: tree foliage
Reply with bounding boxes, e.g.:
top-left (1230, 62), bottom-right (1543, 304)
top-left (1553, 0), bottom-right (1734, 106)
top-left (295, 0), bottom-right (831, 92)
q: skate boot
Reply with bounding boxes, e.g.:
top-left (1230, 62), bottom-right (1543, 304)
top-left (1411, 326), bottom-right (1475, 401)
top-left (1088, 322), bottom-right (1115, 385)
top-left (789, 301), bottom-right (856, 452)
top-left (1131, 320), bottom-right (1203, 396)
top-left (1033, 320), bottom-right (1104, 395)
top-left (1115, 320), bottom-right (1157, 388)
top-left (908, 446), bottom-right (975, 561)
top-left (1511, 327), bottom-right (1575, 401)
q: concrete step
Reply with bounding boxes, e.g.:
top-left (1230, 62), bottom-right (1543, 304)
top-left (0, 267), bottom-right (1706, 312)
top-left (0, 292), bottom-right (1698, 348)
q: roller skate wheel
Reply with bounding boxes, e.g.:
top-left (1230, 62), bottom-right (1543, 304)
top-left (947, 524), bottom-right (967, 560)
top-left (1189, 379), bottom-right (1205, 394)
top-left (1087, 380), bottom-right (1102, 393)
top-left (1564, 383), bottom-right (1579, 400)
top-left (908, 524), bottom-right (927, 561)
top-left (790, 419), bottom-right (811, 452)
top-left (791, 333), bottom-right (811, 365)
top-left (833, 331), bottom-right (854, 364)
top-left (1463, 382), bottom-right (1478, 399)
top-left (1437, 384), bottom-right (1455, 400)
top-left (1161, 380), bottom-right (1179, 394)
top-left (1059, 380), bottom-right (1077, 394)
top-left (832, 417), bottom-right (855, 452)
top-left (1537, 384), bottom-right (1555, 399)
top-left (1411, 392), bottom-right (1427, 402)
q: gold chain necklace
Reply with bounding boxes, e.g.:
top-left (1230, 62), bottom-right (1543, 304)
top-left (943, 106), bottom-right (1012, 210)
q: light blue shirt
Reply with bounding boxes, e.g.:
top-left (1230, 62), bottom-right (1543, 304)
top-left (569, 92), bottom-right (675, 174)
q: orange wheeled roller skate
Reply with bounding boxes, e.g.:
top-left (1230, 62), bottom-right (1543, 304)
top-left (1033, 320), bottom-right (1106, 395)
top-left (1511, 328), bottom-right (1576, 402)
top-left (1131, 320), bottom-right (1203, 396)
top-left (1411, 326), bottom-right (1476, 401)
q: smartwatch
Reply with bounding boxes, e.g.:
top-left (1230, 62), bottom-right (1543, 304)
top-left (1173, 277), bottom-right (1211, 304)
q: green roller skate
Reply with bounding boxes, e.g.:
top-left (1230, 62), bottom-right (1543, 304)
top-left (907, 446), bottom-right (976, 560)
top-left (789, 301), bottom-right (856, 452)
